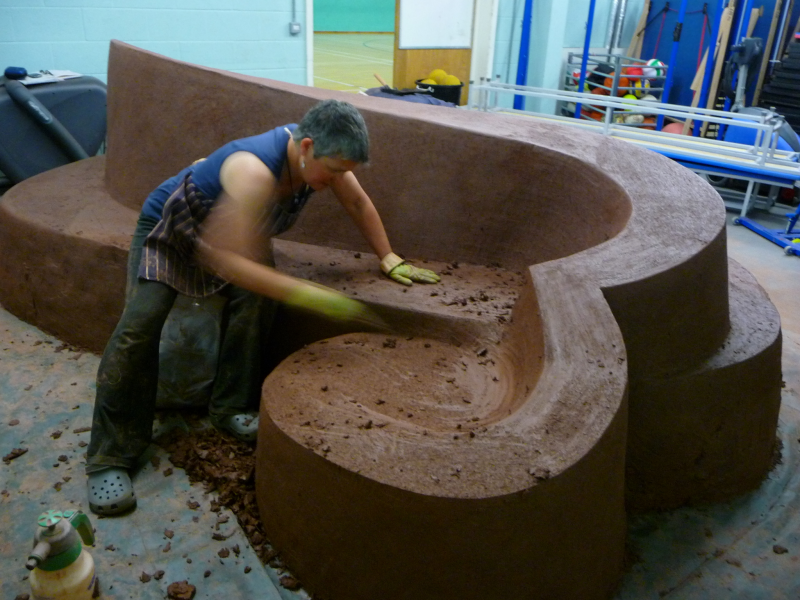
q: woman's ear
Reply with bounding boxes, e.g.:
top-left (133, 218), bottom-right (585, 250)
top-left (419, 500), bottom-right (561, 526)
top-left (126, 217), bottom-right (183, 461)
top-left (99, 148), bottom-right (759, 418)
top-left (300, 138), bottom-right (314, 158)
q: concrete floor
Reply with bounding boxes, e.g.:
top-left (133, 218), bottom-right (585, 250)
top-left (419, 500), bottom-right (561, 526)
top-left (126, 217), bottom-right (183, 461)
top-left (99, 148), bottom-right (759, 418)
top-left (616, 208), bottom-right (800, 599)
top-left (0, 302), bottom-right (307, 599)
top-left (1, 201), bottom-right (799, 599)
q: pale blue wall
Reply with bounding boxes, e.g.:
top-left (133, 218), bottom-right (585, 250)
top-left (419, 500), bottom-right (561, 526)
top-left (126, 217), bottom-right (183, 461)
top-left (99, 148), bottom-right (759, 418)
top-left (492, 0), bottom-right (523, 85)
top-left (527, 0), bottom-right (569, 112)
top-left (0, 0), bottom-right (308, 85)
top-left (492, 0), bottom-right (645, 109)
top-left (314, 0), bottom-right (394, 32)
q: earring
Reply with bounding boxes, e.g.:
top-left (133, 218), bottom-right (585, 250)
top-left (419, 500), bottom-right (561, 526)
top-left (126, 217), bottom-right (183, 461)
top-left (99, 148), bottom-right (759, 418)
top-left (300, 159), bottom-right (305, 169)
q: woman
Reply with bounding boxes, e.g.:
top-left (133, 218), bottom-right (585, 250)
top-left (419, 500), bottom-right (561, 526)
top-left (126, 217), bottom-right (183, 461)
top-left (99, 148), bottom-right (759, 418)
top-left (86, 99), bottom-right (439, 515)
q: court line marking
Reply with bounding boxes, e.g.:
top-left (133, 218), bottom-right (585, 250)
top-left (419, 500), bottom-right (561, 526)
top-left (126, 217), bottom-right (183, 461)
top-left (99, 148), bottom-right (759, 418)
top-left (312, 75), bottom-right (369, 91)
top-left (314, 48), bottom-right (393, 66)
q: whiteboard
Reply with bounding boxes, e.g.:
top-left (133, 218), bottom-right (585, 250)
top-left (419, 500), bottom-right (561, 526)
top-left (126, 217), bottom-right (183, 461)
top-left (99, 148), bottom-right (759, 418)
top-left (398, 0), bottom-right (474, 49)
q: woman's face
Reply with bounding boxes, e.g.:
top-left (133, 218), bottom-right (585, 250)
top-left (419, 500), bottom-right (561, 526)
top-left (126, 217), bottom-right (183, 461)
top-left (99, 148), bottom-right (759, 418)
top-left (300, 140), bottom-right (359, 190)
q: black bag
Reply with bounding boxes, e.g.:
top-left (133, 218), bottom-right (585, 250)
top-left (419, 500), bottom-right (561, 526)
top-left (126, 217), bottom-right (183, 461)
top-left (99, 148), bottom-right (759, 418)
top-left (0, 74), bottom-right (106, 183)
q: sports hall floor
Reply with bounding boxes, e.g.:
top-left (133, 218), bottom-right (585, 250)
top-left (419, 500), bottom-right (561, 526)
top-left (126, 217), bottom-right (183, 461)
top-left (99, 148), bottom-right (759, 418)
top-left (2, 32), bottom-right (800, 599)
top-left (313, 32), bottom-right (394, 93)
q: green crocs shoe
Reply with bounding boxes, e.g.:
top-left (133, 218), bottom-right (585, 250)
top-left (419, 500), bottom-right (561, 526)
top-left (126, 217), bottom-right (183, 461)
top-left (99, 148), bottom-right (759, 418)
top-left (214, 413), bottom-right (259, 443)
top-left (87, 467), bottom-right (136, 516)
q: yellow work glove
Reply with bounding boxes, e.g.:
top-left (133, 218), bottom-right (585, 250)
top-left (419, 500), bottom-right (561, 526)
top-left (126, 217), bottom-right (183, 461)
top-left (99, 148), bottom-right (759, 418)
top-left (285, 282), bottom-right (383, 326)
top-left (380, 252), bottom-right (441, 286)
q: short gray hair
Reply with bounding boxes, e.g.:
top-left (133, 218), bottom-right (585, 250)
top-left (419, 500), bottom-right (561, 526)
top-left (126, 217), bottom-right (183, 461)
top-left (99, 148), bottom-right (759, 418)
top-left (293, 99), bottom-right (370, 163)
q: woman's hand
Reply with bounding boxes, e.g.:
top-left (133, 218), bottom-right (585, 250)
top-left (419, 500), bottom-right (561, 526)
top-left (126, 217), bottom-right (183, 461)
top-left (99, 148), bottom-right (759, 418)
top-left (285, 281), bottom-right (385, 327)
top-left (380, 252), bottom-right (440, 286)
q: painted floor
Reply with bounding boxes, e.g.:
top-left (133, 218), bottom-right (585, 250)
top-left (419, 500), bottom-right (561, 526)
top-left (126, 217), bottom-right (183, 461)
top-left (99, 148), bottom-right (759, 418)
top-left (313, 33), bottom-right (394, 93)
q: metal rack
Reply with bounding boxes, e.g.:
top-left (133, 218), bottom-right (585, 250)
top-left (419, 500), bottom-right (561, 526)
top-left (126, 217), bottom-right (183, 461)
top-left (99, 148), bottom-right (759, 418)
top-left (469, 79), bottom-right (800, 220)
top-left (563, 52), bottom-right (669, 126)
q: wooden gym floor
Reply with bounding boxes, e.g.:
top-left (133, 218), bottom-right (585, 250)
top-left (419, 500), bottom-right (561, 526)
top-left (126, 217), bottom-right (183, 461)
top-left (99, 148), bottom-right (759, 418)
top-left (313, 32), bottom-right (394, 93)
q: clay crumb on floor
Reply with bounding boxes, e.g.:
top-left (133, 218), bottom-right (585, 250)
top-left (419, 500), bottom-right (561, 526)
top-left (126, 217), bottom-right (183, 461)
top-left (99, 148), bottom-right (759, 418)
top-left (280, 575), bottom-right (301, 590)
top-left (167, 580), bottom-right (196, 599)
top-left (3, 448), bottom-right (28, 464)
top-left (156, 421), bottom-right (299, 580)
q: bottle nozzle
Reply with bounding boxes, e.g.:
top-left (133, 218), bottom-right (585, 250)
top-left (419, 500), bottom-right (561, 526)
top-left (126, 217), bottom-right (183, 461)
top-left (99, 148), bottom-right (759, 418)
top-left (27, 541), bottom-right (51, 571)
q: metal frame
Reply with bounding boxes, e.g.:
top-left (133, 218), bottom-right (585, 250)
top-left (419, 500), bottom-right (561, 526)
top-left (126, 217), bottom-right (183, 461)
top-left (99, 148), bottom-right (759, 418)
top-left (736, 206), bottom-right (800, 255)
top-left (565, 51), bottom-right (669, 115)
top-left (469, 79), bottom-right (800, 219)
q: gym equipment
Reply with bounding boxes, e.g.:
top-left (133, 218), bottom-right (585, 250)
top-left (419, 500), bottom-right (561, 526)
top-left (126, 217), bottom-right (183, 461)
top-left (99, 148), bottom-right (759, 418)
top-left (722, 37), bottom-right (764, 110)
top-left (752, 0), bottom-right (785, 105)
top-left (723, 105), bottom-right (800, 149)
top-left (632, 77), bottom-right (652, 96)
top-left (644, 58), bottom-right (667, 78)
top-left (470, 80), bottom-right (800, 223)
top-left (566, 52), bottom-right (667, 122)
top-left (759, 40), bottom-right (800, 133)
top-left (735, 202), bottom-right (800, 255)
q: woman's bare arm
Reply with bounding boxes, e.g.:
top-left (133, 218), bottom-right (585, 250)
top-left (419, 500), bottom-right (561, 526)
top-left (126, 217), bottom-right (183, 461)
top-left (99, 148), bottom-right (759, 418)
top-left (197, 151), bottom-right (301, 301)
top-left (330, 171), bottom-right (393, 260)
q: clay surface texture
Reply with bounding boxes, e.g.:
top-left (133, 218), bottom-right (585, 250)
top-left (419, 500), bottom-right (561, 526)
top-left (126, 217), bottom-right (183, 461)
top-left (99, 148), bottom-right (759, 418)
top-left (0, 40), bottom-right (783, 600)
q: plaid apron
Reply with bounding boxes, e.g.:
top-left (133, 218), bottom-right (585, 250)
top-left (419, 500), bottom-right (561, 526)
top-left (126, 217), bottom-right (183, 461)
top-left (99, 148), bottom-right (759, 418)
top-left (139, 172), bottom-right (311, 297)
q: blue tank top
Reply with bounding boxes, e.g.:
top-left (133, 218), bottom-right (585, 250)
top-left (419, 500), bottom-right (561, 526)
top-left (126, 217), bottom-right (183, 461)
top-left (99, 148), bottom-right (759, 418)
top-left (141, 124), bottom-right (297, 220)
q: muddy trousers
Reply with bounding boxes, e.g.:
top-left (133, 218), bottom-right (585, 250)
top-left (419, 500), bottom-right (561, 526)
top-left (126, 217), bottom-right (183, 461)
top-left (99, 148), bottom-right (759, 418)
top-left (86, 214), bottom-right (270, 473)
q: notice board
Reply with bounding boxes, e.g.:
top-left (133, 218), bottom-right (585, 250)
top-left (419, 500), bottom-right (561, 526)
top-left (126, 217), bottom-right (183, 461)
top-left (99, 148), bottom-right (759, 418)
top-left (398, 0), bottom-right (474, 49)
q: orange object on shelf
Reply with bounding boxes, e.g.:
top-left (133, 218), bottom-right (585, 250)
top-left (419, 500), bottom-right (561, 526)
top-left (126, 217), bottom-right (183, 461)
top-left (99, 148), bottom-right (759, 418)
top-left (603, 72), bottom-right (631, 96)
top-left (641, 116), bottom-right (657, 130)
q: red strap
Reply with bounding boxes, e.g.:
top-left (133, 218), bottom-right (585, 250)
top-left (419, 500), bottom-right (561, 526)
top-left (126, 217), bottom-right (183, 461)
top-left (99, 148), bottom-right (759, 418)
top-left (697, 14), bottom-right (708, 70)
top-left (653, 11), bottom-right (667, 59)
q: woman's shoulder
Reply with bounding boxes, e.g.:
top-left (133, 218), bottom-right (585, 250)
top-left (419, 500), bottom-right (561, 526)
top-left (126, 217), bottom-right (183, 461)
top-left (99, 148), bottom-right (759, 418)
top-left (249, 123), bottom-right (298, 143)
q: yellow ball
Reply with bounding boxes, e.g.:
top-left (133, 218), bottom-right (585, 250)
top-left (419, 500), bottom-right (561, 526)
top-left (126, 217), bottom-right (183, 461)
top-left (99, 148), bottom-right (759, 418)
top-left (632, 78), bottom-right (650, 98)
top-left (428, 69), bottom-right (448, 84)
top-left (442, 74), bottom-right (461, 86)
top-left (419, 78), bottom-right (437, 85)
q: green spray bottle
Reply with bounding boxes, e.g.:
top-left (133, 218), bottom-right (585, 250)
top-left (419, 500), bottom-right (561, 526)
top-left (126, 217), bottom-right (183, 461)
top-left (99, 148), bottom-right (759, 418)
top-left (26, 509), bottom-right (98, 599)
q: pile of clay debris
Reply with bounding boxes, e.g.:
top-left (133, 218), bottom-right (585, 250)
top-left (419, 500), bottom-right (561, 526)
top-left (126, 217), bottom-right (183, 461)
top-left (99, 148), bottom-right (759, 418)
top-left (156, 424), bottom-right (303, 594)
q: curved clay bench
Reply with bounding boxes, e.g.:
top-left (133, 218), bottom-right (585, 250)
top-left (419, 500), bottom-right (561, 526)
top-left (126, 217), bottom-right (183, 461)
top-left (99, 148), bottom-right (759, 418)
top-left (256, 113), bottom-right (781, 599)
top-left (0, 41), bottom-right (782, 599)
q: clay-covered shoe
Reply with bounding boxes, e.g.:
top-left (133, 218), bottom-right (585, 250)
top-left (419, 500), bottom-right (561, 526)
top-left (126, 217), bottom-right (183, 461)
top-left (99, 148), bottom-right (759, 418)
top-left (87, 467), bottom-right (136, 515)
top-left (214, 413), bottom-right (259, 443)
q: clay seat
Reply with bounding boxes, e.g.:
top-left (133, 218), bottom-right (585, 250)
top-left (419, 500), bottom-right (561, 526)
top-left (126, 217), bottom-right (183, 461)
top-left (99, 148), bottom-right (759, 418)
top-left (0, 40), bottom-right (783, 600)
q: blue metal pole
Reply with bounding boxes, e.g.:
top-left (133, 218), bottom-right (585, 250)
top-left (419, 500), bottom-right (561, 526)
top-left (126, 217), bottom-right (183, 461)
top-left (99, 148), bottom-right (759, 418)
top-left (574, 0), bottom-right (598, 119)
top-left (734, 0), bottom-right (756, 43)
top-left (657, 0), bottom-right (689, 130)
top-left (514, 0), bottom-right (535, 110)
top-left (694, 0), bottom-right (727, 135)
